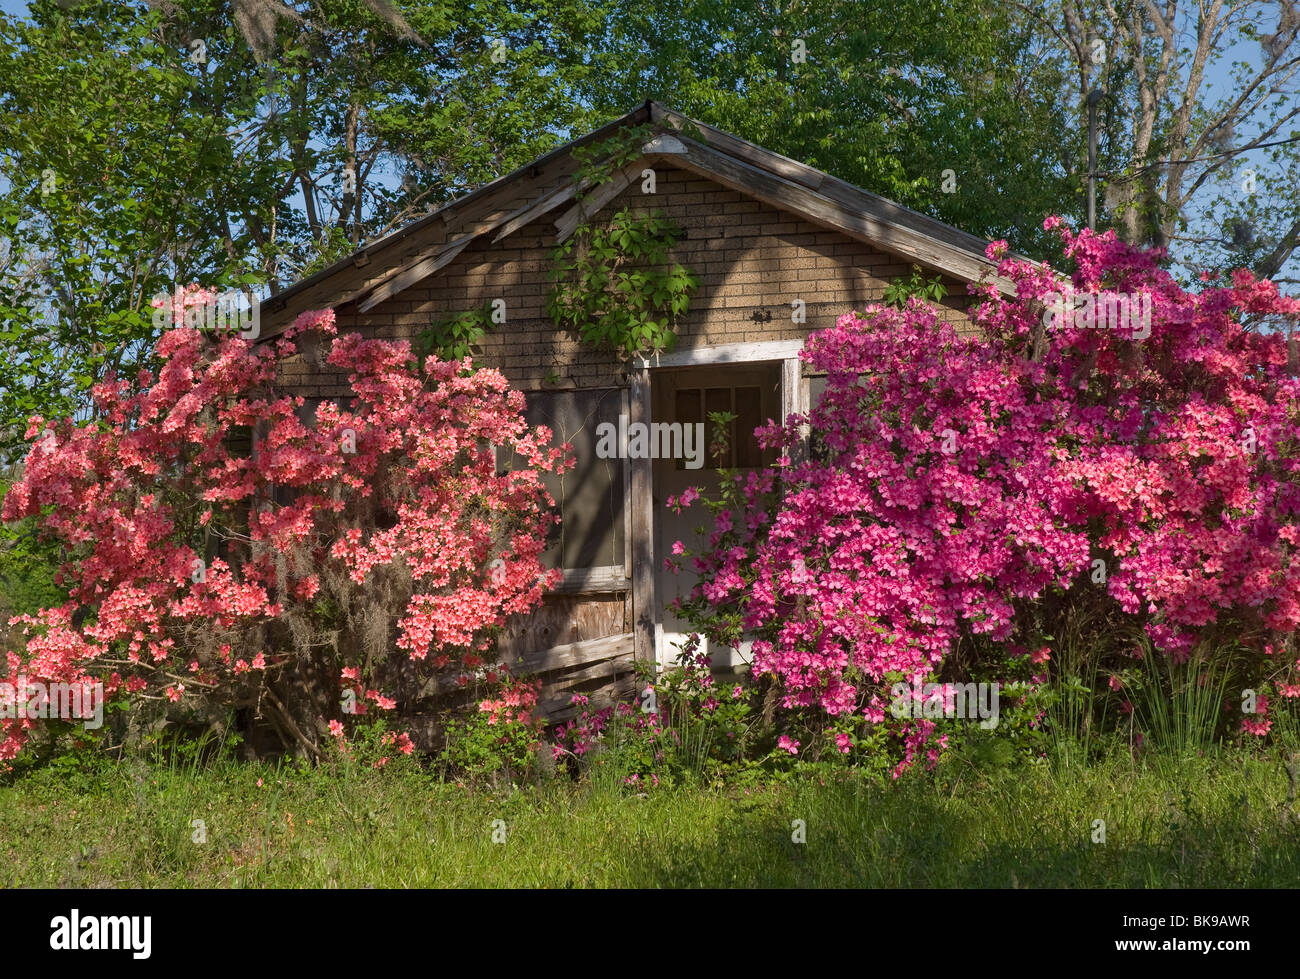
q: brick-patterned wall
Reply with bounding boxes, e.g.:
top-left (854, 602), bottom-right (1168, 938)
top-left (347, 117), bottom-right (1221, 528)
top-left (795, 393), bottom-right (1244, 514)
top-left (281, 164), bottom-right (978, 398)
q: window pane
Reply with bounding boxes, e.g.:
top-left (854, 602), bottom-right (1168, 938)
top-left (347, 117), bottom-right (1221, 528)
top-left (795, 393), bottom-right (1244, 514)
top-left (505, 389), bottom-right (625, 570)
top-left (705, 387), bottom-right (731, 468)
top-left (733, 386), bottom-right (762, 468)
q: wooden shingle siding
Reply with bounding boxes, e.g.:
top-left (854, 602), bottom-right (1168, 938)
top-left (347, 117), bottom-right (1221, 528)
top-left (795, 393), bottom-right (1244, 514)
top-left (315, 165), bottom-right (975, 394)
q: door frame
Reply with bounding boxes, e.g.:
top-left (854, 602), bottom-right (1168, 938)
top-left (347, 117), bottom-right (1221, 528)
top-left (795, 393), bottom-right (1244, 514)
top-left (627, 340), bottom-right (809, 671)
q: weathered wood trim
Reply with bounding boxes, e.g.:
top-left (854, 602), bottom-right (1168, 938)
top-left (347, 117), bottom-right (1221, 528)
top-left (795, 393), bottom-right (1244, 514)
top-left (547, 653), bottom-right (634, 687)
top-left (628, 368), bottom-right (656, 667)
top-left (506, 632), bottom-right (634, 675)
top-left (782, 357), bottom-right (810, 466)
top-left (357, 234), bottom-right (474, 313)
top-left (548, 565), bottom-right (631, 595)
top-left (254, 105), bottom-right (656, 339)
top-left (621, 387), bottom-right (632, 580)
top-left (651, 104), bottom-right (827, 191)
top-left (650, 102), bottom-right (1006, 260)
top-left (435, 149), bottom-right (581, 232)
top-left (491, 181), bottom-right (579, 243)
top-left (640, 339), bottom-right (804, 369)
top-left (259, 101), bottom-right (1040, 339)
top-left (350, 162), bottom-right (632, 310)
top-left (553, 163), bottom-right (640, 243)
top-left (645, 135), bottom-right (1020, 296)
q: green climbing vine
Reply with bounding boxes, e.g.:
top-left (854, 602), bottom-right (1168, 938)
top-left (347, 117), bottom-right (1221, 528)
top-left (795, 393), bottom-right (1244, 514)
top-left (416, 302), bottom-right (495, 360)
top-left (547, 207), bottom-right (697, 358)
top-left (546, 125), bottom-right (699, 360)
top-left (882, 264), bottom-right (949, 307)
top-left (570, 123), bottom-right (656, 192)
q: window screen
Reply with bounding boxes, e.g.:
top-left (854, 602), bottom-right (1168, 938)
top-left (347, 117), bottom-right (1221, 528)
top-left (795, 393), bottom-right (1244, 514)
top-left (671, 385), bottom-right (764, 470)
top-left (505, 389), bottom-right (626, 571)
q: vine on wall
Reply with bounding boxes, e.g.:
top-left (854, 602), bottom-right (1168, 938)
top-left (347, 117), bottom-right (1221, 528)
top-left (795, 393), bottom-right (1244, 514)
top-left (416, 302), bottom-right (495, 360)
top-left (546, 125), bottom-right (699, 360)
top-left (882, 264), bottom-right (949, 308)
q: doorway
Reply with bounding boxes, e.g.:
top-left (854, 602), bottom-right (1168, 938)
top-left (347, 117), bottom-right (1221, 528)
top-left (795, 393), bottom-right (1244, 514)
top-left (651, 362), bottom-right (782, 669)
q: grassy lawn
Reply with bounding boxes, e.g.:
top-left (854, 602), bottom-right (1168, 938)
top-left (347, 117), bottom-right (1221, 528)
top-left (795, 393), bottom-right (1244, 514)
top-left (2, 749), bottom-right (1299, 887)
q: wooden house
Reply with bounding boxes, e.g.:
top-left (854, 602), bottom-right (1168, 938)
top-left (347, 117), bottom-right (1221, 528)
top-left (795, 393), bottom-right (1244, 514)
top-left (255, 101), bottom-right (1018, 723)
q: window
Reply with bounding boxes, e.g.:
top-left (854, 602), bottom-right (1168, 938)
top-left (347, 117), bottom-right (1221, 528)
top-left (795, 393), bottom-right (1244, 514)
top-left (503, 389), bottom-right (626, 571)
top-left (672, 385), bottom-right (765, 469)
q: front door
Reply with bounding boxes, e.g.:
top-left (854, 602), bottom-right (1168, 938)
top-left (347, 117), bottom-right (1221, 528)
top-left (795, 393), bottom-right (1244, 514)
top-left (651, 362), bottom-right (782, 670)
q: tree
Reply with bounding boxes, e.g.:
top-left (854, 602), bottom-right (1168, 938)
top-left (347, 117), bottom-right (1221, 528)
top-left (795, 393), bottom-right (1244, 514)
top-left (0, 0), bottom-right (608, 459)
top-left (1018, 0), bottom-right (1300, 281)
top-left (0, 289), bottom-right (570, 764)
top-left (0, 0), bottom-right (273, 456)
top-left (577, 0), bottom-right (1081, 258)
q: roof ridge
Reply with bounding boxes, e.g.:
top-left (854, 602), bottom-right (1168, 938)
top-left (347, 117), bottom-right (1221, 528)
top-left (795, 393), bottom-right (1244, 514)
top-left (258, 102), bottom-right (1026, 341)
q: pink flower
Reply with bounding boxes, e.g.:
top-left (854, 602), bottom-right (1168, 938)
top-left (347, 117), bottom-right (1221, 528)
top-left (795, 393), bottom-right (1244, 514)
top-left (777, 735), bottom-right (799, 755)
top-left (329, 719), bottom-right (345, 738)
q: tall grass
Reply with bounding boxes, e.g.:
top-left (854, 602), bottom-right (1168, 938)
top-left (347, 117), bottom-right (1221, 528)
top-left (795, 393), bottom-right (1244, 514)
top-left (4, 743), bottom-right (1299, 887)
top-left (1129, 641), bottom-right (1243, 761)
top-left (1045, 606), bottom-right (1137, 766)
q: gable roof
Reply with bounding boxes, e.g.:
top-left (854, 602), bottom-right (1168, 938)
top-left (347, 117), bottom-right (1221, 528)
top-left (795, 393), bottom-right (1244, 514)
top-left (257, 101), bottom-right (1024, 341)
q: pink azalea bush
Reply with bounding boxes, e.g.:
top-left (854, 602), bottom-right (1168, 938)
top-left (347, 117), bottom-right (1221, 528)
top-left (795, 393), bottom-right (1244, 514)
top-left (440, 673), bottom-right (546, 777)
top-left (0, 286), bottom-right (570, 765)
top-left (670, 221), bottom-right (1300, 770)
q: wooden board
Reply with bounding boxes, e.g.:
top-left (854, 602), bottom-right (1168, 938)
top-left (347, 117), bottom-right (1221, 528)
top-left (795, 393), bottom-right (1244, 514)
top-left (628, 368), bottom-right (656, 668)
top-left (356, 233), bottom-right (475, 313)
top-left (491, 180), bottom-right (579, 243)
top-left (640, 339), bottom-right (804, 369)
top-left (498, 594), bottom-right (627, 661)
top-left (551, 565), bottom-right (632, 595)
top-left (506, 632), bottom-right (633, 675)
top-left (552, 163), bottom-right (641, 243)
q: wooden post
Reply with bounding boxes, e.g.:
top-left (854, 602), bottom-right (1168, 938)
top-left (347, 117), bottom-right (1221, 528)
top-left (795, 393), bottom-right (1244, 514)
top-left (621, 388), bottom-right (632, 580)
top-left (628, 368), bottom-right (657, 669)
top-left (781, 356), bottom-right (809, 465)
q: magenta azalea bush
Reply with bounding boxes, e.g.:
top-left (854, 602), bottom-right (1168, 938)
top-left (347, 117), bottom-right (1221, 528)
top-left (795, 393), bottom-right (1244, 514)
top-left (670, 221), bottom-right (1300, 771)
